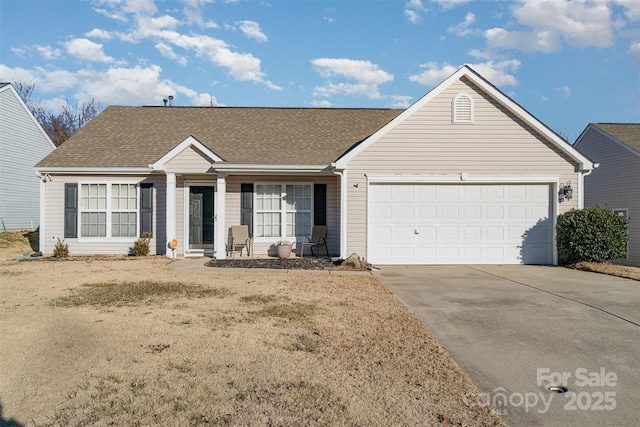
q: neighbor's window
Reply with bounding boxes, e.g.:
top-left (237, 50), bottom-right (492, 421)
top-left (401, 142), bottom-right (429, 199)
top-left (80, 183), bottom-right (138, 238)
top-left (255, 184), bottom-right (312, 239)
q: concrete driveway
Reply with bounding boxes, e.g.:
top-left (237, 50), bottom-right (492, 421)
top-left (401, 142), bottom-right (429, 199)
top-left (375, 265), bottom-right (639, 427)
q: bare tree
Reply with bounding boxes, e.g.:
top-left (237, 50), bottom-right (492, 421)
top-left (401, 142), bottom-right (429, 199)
top-left (13, 81), bottom-right (102, 146)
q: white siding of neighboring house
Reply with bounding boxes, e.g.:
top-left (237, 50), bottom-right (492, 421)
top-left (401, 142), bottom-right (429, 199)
top-left (576, 128), bottom-right (640, 266)
top-left (345, 77), bottom-right (582, 259)
top-left (40, 175), bottom-right (165, 256)
top-left (0, 85), bottom-right (55, 230)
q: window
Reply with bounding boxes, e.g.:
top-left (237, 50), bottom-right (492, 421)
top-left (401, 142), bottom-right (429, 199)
top-left (452, 92), bottom-right (474, 124)
top-left (79, 183), bottom-right (138, 238)
top-left (255, 184), bottom-right (312, 239)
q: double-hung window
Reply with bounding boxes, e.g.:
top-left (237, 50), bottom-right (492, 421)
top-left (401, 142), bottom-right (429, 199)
top-left (255, 184), bottom-right (312, 239)
top-left (79, 183), bottom-right (138, 238)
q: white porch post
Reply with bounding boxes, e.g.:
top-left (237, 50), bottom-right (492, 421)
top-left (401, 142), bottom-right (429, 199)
top-left (166, 172), bottom-right (177, 258)
top-left (215, 174), bottom-right (227, 259)
top-left (340, 170), bottom-right (348, 259)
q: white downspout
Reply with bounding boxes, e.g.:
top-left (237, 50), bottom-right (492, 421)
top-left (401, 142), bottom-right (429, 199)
top-left (578, 163), bottom-right (598, 209)
top-left (35, 171), bottom-right (45, 254)
top-left (331, 164), bottom-right (347, 259)
top-left (166, 172), bottom-right (177, 258)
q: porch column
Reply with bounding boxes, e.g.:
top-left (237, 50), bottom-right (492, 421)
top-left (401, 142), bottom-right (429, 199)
top-left (340, 169), bottom-right (348, 259)
top-left (166, 172), bottom-right (177, 258)
top-left (215, 174), bottom-right (227, 259)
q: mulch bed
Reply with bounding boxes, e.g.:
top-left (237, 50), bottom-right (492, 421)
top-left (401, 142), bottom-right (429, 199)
top-left (205, 257), bottom-right (365, 271)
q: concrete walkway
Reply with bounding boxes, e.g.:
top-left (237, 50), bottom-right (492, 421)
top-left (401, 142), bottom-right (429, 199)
top-left (375, 265), bottom-right (640, 427)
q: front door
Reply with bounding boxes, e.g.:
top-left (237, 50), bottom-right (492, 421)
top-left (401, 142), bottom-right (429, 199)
top-left (189, 186), bottom-right (214, 250)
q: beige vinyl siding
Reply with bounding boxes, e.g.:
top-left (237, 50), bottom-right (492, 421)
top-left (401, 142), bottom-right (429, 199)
top-left (345, 78), bottom-right (581, 258)
top-left (41, 175), bottom-right (164, 256)
top-left (165, 147), bottom-right (214, 174)
top-left (577, 128), bottom-right (640, 266)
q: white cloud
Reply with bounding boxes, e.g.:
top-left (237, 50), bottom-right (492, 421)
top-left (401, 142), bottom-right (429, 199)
top-left (95, 1), bottom-right (278, 89)
top-left (0, 64), bottom-right (78, 94)
top-left (309, 99), bottom-right (333, 107)
top-left (182, 0), bottom-right (214, 25)
top-left (629, 41), bottom-right (640, 67)
top-left (85, 29), bottom-right (112, 40)
top-left (485, 0), bottom-right (616, 54)
top-left (556, 86), bottom-right (571, 97)
top-left (388, 95), bottom-right (413, 109)
top-left (122, 0), bottom-right (157, 15)
top-left (34, 45), bottom-right (62, 60)
top-left (408, 60), bottom-right (520, 87)
top-left (404, 0), bottom-right (427, 24)
top-left (431, 0), bottom-right (470, 10)
top-left (615, 0), bottom-right (640, 21)
top-left (447, 12), bottom-right (475, 36)
top-left (312, 58), bottom-right (394, 85)
top-left (485, 27), bottom-right (562, 53)
top-left (311, 58), bottom-right (394, 100)
top-left (237, 20), bottom-right (268, 43)
top-left (10, 47), bottom-right (26, 58)
top-left (408, 61), bottom-right (458, 86)
top-left (155, 42), bottom-right (188, 66)
top-left (65, 38), bottom-right (114, 63)
top-left (1, 63), bottom-right (216, 108)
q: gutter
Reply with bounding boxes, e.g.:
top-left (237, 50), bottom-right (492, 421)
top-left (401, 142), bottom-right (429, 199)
top-left (577, 163), bottom-right (599, 209)
top-left (212, 164), bottom-right (332, 174)
top-left (34, 167), bottom-right (154, 175)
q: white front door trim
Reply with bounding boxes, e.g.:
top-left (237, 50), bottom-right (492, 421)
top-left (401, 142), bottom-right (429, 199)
top-left (183, 180), bottom-right (217, 258)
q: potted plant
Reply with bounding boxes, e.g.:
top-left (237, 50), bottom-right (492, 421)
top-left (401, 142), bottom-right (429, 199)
top-left (277, 240), bottom-right (293, 259)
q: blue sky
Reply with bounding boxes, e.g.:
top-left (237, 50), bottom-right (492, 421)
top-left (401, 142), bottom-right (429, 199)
top-left (1, 0), bottom-right (639, 141)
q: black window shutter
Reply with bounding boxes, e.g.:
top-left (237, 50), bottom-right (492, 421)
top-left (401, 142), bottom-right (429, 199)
top-left (241, 183), bottom-right (254, 236)
top-left (140, 184), bottom-right (153, 235)
top-left (314, 184), bottom-right (327, 226)
top-left (64, 183), bottom-right (78, 238)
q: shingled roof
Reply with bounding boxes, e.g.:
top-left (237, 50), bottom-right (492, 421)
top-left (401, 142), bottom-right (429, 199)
top-left (593, 123), bottom-right (640, 153)
top-left (36, 106), bottom-right (403, 168)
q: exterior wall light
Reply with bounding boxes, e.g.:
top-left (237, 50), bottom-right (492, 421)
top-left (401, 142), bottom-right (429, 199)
top-left (558, 180), bottom-right (573, 203)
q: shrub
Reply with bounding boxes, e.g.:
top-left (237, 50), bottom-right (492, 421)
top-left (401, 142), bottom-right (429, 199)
top-left (53, 237), bottom-right (69, 258)
top-left (556, 206), bottom-right (628, 263)
top-left (133, 232), bottom-right (152, 256)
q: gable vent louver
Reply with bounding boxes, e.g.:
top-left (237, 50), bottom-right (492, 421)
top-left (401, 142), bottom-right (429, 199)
top-left (453, 92), bottom-right (474, 124)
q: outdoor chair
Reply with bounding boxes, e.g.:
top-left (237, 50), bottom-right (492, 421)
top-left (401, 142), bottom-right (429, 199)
top-left (228, 225), bottom-right (252, 258)
top-left (300, 225), bottom-right (329, 258)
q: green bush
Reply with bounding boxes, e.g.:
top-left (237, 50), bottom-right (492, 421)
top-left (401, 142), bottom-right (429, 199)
top-left (556, 206), bottom-right (628, 263)
top-left (133, 232), bottom-right (152, 256)
top-left (53, 237), bottom-right (69, 258)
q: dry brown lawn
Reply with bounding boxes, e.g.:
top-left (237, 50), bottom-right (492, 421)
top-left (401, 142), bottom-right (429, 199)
top-left (569, 261), bottom-right (640, 281)
top-left (0, 231), bottom-right (505, 426)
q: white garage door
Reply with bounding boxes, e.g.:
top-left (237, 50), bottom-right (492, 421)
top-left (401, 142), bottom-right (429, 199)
top-left (368, 184), bottom-right (553, 265)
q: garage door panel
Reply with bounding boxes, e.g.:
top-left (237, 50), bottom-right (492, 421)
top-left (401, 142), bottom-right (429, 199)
top-left (395, 206), bottom-right (414, 220)
top-left (369, 183), bottom-right (553, 265)
top-left (441, 206), bottom-right (459, 219)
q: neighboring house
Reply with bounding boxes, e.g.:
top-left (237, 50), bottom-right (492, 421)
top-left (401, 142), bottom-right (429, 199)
top-left (35, 66), bottom-right (594, 265)
top-left (0, 83), bottom-right (55, 230)
top-left (574, 123), bottom-right (640, 267)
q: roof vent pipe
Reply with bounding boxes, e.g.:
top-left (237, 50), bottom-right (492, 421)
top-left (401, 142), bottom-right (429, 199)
top-left (163, 98), bottom-right (167, 107)
top-left (168, 95), bottom-right (174, 107)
